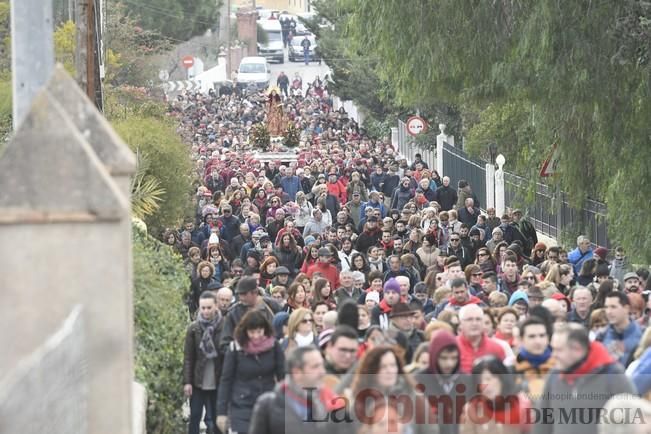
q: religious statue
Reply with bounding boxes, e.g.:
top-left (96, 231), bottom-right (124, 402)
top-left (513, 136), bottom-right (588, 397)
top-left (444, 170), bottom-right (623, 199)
top-left (266, 88), bottom-right (285, 136)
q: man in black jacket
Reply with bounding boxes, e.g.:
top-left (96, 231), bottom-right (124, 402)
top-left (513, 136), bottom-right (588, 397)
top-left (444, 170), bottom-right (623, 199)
top-left (183, 291), bottom-right (224, 434)
top-left (219, 276), bottom-right (280, 352)
top-left (435, 176), bottom-right (458, 211)
top-left (249, 346), bottom-right (340, 434)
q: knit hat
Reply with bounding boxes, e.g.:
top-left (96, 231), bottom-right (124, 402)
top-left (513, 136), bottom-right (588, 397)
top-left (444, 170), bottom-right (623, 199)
top-left (383, 278), bottom-right (401, 294)
top-left (534, 242), bottom-right (547, 251)
top-left (236, 276), bottom-right (259, 294)
top-left (509, 290), bottom-right (529, 306)
top-left (594, 247), bottom-right (608, 260)
top-left (318, 328), bottom-right (334, 349)
top-left (365, 291), bottom-right (380, 304)
top-left (274, 266), bottom-right (290, 276)
top-left (272, 312), bottom-right (290, 339)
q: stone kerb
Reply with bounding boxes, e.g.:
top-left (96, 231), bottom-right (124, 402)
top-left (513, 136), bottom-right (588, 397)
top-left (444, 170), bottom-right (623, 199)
top-left (0, 90), bottom-right (133, 434)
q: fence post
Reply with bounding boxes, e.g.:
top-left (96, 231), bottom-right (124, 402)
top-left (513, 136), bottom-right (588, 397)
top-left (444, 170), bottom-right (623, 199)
top-left (495, 154), bottom-right (505, 216)
top-left (485, 162), bottom-right (495, 211)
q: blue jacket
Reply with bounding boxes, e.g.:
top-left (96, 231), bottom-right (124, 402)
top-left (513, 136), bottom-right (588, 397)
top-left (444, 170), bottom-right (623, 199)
top-left (280, 175), bottom-right (301, 201)
top-left (599, 320), bottom-right (642, 367)
top-left (568, 246), bottom-right (593, 274)
top-left (632, 347), bottom-right (651, 395)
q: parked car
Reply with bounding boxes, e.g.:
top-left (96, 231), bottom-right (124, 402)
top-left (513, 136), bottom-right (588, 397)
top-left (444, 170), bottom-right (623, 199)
top-left (288, 35), bottom-right (320, 62)
top-left (236, 57), bottom-right (271, 91)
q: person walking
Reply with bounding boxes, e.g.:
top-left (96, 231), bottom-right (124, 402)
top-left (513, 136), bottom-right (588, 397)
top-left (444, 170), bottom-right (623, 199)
top-left (301, 36), bottom-right (311, 65)
top-left (183, 292), bottom-right (224, 434)
top-left (277, 71), bottom-right (290, 98)
top-left (216, 310), bottom-right (284, 434)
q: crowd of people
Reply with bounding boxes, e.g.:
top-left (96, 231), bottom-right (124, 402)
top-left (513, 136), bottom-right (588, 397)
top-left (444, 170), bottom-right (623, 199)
top-left (167, 82), bottom-right (651, 434)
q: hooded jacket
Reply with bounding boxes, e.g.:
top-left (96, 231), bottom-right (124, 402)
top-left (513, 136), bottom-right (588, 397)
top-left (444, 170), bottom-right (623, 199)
top-left (532, 342), bottom-right (635, 434)
top-left (415, 330), bottom-right (472, 434)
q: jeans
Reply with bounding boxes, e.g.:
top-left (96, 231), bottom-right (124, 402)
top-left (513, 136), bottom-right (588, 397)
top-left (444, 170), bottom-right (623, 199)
top-left (188, 387), bottom-right (217, 434)
top-left (303, 50), bottom-right (309, 65)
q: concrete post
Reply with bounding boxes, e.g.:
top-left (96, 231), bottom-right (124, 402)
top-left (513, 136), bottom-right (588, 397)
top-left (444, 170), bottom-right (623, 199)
top-left (485, 163), bottom-right (495, 210)
top-left (391, 127), bottom-right (399, 151)
top-left (10, 0), bottom-right (54, 128)
top-left (0, 90), bottom-right (133, 434)
top-left (495, 154), bottom-right (506, 216)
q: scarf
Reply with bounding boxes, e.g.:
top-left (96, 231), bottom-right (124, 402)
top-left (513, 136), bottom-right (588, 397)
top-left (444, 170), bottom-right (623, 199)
top-left (518, 347), bottom-right (552, 368)
top-left (294, 331), bottom-right (315, 347)
top-left (198, 313), bottom-right (220, 359)
top-left (244, 335), bottom-right (276, 355)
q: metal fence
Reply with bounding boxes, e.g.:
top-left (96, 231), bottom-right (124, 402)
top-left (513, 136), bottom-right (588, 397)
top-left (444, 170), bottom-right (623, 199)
top-left (0, 306), bottom-right (87, 434)
top-left (442, 143), bottom-right (487, 209)
top-left (504, 171), bottom-right (610, 248)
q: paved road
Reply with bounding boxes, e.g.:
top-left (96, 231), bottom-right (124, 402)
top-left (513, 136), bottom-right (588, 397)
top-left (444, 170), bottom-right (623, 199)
top-left (268, 49), bottom-right (330, 93)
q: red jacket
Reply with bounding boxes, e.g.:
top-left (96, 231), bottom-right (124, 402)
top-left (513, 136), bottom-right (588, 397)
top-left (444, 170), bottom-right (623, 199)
top-left (457, 333), bottom-right (506, 373)
top-left (306, 261), bottom-right (340, 291)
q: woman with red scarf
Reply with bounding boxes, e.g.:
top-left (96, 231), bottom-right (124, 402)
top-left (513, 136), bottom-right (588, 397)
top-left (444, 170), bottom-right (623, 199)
top-left (460, 356), bottom-right (531, 434)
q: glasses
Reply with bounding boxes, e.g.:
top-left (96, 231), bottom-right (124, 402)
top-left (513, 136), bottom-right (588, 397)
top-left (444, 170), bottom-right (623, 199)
top-left (450, 239), bottom-right (460, 242)
top-left (478, 252), bottom-right (488, 257)
top-left (301, 318), bottom-right (313, 324)
top-left (472, 272), bottom-right (483, 277)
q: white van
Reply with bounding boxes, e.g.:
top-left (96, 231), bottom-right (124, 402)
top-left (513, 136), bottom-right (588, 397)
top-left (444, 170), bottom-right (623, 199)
top-left (258, 20), bottom-right (284, 64)
top-left (236, 57), bottom-right (271, 91)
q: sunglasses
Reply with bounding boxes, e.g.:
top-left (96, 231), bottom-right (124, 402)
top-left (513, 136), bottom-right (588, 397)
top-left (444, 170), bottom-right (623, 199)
top-left (472, 273), bottom-right (483, 277)
top-left (478, 252), bottom-right (489, 257)
top-left (450, 239), bottom-right (460, 242)
top-left (301, 318), bottom-right (313, 324)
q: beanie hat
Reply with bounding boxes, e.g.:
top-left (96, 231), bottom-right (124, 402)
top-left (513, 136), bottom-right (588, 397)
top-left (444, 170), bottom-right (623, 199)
top-left (594, 247), bottom-right (608, 260)
top-left (272, 312), bottom-right (290, 339)
top-left (534, 242), bottom-right (547, 251)
top-left (365, 291), bottom-right (380, 304)
top-left (383, 278), bottom-right (401, 294)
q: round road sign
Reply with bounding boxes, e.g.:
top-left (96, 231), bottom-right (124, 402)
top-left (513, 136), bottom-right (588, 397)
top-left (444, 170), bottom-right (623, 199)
top-left (406, 116), bottom-right (428, 136)
top-left (181, 56), bottom-right (195, 69)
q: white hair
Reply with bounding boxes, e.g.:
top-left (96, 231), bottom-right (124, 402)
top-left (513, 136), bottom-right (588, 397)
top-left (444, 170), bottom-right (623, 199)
top-left (576, 235), bottom-right (590, 245)
top-left (458, 304), bottom-right (483, 321)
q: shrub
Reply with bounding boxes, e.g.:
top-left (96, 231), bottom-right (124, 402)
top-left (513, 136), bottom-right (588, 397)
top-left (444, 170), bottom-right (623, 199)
top-left (113, 114), bottom-right (193, 236)
top-left (133, 227), bottom-right (189, 434)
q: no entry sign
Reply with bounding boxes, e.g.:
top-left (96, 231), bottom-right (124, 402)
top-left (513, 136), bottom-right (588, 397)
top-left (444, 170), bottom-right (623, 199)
top-left (181, 56), bottom-right (195, 69)
top-left (406, 116), bottom-right (428, 136)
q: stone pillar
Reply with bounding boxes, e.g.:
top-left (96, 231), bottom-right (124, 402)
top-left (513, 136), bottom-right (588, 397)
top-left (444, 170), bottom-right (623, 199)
top-left (0, 88), bottom-right (134, 434)
top-left (485, 163), bottom-right (495, 210)
top-left (495, 154), bottom-right (506, 216)
top-left (237, 10), bottom-right (257, 57)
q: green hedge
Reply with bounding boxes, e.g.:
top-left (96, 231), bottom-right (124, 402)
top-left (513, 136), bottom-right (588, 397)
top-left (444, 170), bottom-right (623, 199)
top-left (113, 115), bottom-right (193, 237)
top-left (133, 227), bottom-right (189, 434)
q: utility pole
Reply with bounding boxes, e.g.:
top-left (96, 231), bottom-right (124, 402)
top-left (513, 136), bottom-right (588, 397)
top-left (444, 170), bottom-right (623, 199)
top-left (226, 0), bottom-right (232, 81)
top-left (75, 0), bottom-right (103, 111)
top-left (10, 0), bottom-right (55, 129)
